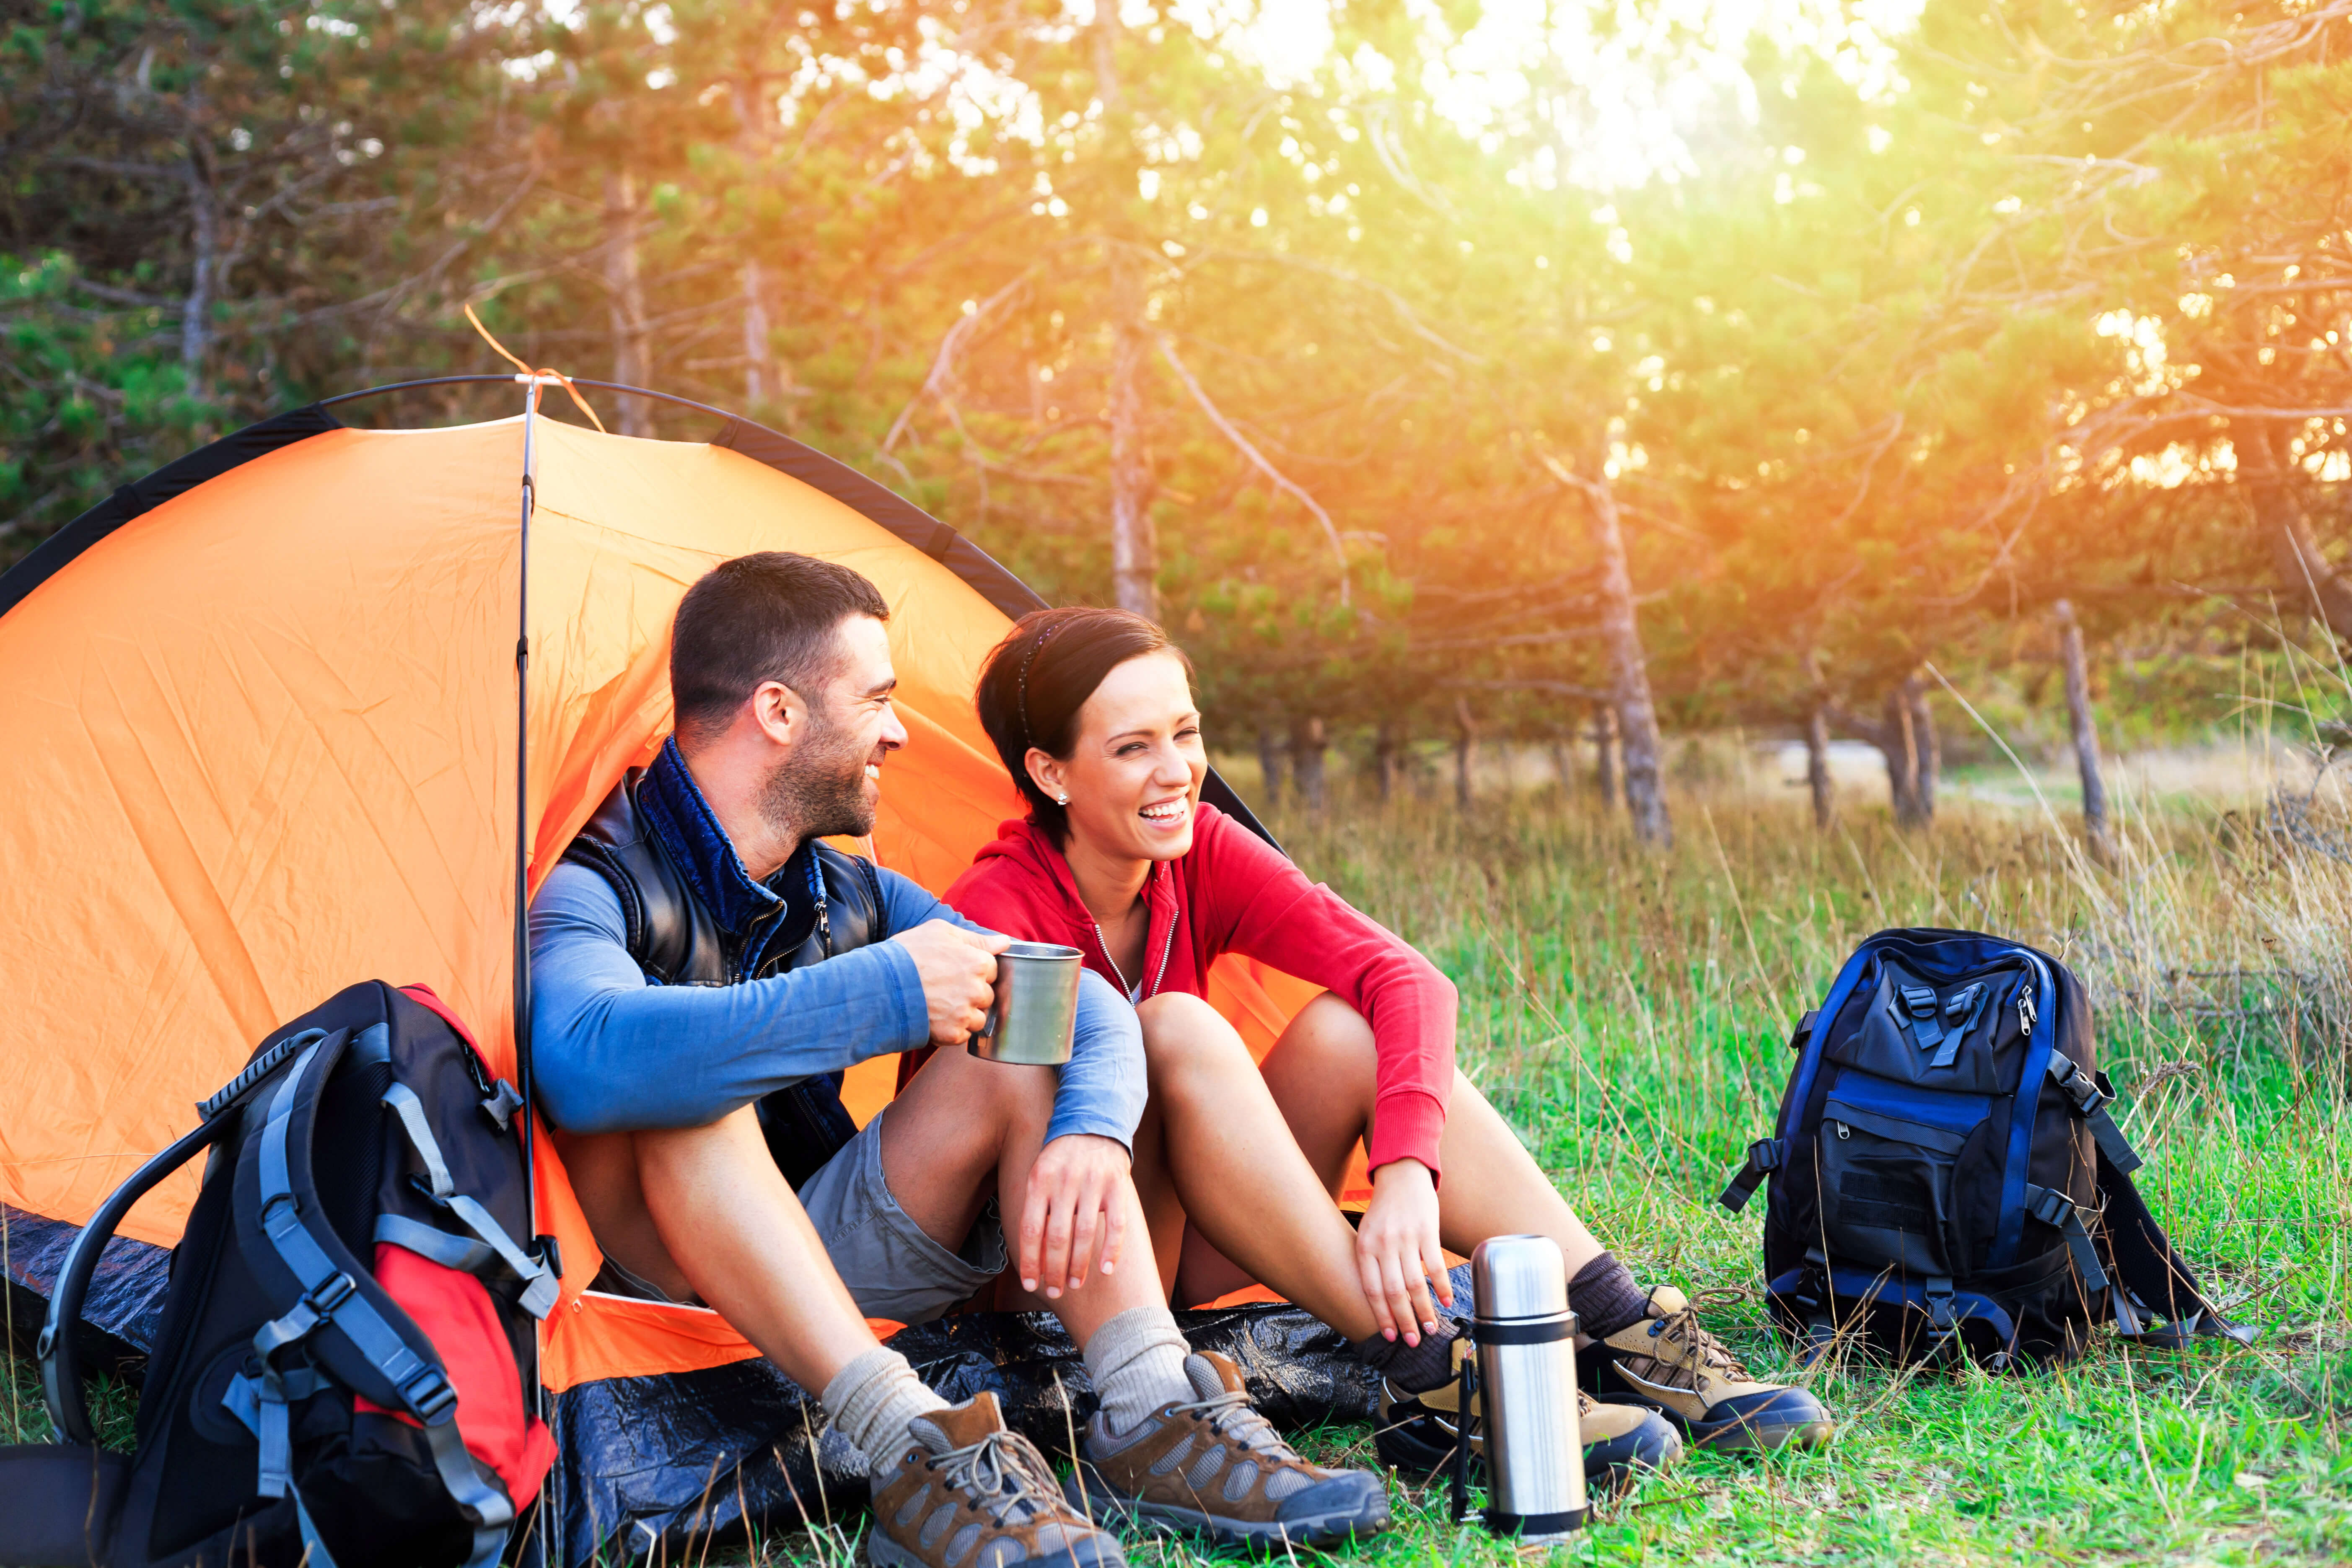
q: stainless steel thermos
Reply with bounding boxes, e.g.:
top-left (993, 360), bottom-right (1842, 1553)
top-left (1450, 1234), bottom-right (1588, 1542)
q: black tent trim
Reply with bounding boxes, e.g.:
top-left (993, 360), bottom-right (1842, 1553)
top-left (0, 380), bottom-right (1274, 840)
top-left (0, 403), bottom-right (344, 621)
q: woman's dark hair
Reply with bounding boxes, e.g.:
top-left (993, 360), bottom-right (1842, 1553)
top-left (975, 607), bottom-right (1194, 842)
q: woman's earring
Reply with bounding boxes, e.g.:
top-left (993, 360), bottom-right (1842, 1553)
top-left (1055, 793), bottom-right (1070, 806)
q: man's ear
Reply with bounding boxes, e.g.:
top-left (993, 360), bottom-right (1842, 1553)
top-left (1024, 748), bottom-right (1065, 803)
top-left (751, 679), bottom-right (803, 749)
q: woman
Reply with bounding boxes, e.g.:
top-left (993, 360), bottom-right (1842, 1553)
top-left (945, 608), bottom-right (1834, 1475)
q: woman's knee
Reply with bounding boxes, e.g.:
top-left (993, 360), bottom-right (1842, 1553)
top-left (1135, 990), bottom-right (1255, 1088)
top-left (1276, 993), bottom-right (1377, 1070)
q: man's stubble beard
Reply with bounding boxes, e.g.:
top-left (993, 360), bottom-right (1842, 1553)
top-left (760, 708), bottom-right (879, 845)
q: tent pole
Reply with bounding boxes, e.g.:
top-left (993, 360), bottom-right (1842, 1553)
top-left (515, 375), bottom-right (547, 1424)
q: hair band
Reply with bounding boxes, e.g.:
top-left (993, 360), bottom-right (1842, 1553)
top-left (1015, 619), bottom-right (1063, 753)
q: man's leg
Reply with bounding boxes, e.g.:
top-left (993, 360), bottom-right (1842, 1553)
top-left (559, 1117), bottom-right (882, 1388)
top-left (559, 1117), bottom-right (1134, 1565)
top-left (878, 1042), bottom-right (1173, 1344)
top-left (878, 1043), bottom-right (1392, 1546)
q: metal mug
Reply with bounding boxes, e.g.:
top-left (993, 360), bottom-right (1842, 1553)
top-left (1451, 1234), bottom-right (1587, 1543)
top-left (966, 941), bottom-right (1084, 1066)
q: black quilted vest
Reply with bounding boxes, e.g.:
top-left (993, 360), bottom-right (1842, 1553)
top-left (559, 769), bottom-right (889, 1188)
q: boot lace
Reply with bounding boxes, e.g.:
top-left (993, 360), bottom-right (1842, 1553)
top-left (932, 1427), bottom-right (1066, 1528)
top-left (1167, 1386), bottom-right (1303, 1463)
top-left (1653, 1291), bottom-right (1755, 1386)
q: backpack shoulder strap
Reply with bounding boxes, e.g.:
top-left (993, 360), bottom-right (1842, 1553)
top-left (2097, 1147), bottom-right (2255, 1347)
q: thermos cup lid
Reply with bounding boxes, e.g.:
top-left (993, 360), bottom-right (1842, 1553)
top-left (1471, 1234), bottom-right (1571, 1322)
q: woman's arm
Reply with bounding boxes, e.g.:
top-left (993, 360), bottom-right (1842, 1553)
top-left (1193, 811), bottom-right (1459, 1181)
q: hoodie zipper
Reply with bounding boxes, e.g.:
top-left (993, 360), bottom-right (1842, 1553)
top-left (1093, 893), bottom-right (1179, 1000)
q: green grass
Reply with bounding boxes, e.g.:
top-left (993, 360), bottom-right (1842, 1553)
top-left (9, 779), bottom-right (2350, 1564)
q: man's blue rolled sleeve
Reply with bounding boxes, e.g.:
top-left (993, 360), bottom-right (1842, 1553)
top-left (529, 861), bottom-right (931, 1134)
top-left (1044, 968), bottom-right (1147, 1153)
top-left (531, 858), bottom-right (1144, 1150)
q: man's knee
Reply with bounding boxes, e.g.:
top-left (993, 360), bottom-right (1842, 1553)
top-left (1137, 990), bottom-right (1253, 1091)
top-left (633, 1104), bottom-right (773, 1188)
top-left (920, 1042), bottom-right (1056, 1132)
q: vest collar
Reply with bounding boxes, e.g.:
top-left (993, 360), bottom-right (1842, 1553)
top-left (637, 735), bottom-right (809, 943)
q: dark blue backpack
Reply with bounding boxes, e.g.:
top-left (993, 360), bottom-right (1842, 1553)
top-left (1720, 928), bottom-right (2250, 1367)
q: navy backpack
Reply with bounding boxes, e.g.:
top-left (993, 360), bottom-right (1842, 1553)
top-left (1720, 928), bottom-right (2251, 1366)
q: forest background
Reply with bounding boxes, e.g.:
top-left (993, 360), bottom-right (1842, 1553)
top-left (8, 0), bottom-right (2352, 835)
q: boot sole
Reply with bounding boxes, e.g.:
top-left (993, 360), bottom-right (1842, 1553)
top-left (868, 1521), bottom-right (1119, 1568)
top-left (1376, 1409), bottom-right (1680, 1496)
top-left (1066, 1463), bottom-right (1391, 1548)
top-left (1609, 1395), bottom-right (1836, 1454)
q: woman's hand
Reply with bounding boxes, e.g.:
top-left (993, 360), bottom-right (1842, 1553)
top-left (1357, 1158), bottom-right (1453, 1345)
top-left (1018, 1134), bottom-right (1132, 1299)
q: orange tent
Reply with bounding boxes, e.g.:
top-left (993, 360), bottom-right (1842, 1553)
top-left (0, 388), bottom-right (1342, 1414)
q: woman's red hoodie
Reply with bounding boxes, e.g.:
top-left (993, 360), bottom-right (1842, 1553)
top-left (944, 802), bottom-right (1457, 1181)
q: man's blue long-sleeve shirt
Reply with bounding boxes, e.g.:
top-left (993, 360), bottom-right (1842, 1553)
top-left (528, 858), bottom-right (1144, 1149)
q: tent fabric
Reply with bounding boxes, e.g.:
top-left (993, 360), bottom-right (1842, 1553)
top-left (0, 407), bottom-right (1339, 1403)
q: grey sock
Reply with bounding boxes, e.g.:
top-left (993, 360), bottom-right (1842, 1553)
top-left (1569, 1251), bottom-right (1653, 1340)
top-left (821, 1346), bottom-right (951, 1476)
top-left (1082, 1305), bottom-right (1194, 1436)
top-left (1353, 1316), bottom-right (1464, 1396)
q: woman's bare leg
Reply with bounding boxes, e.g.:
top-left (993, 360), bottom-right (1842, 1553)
top-left (1126, 990), bottom-right (1383, 1340)
top-left (1257, 992), bottom-right (1608, 1273)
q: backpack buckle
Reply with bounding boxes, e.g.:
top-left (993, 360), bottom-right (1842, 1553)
top-left (1898, 985), bottom-right (1938, 1020)
top-left (2048, 1056), bottom-right (2114, 1116)
top-left (303, 1271), bottom-right (357, 1318)
top-left (398, 1364), bottom-right (460, 1424)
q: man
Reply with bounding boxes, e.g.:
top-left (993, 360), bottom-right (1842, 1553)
top-left (528, 553), bottom-right (1388, 1567)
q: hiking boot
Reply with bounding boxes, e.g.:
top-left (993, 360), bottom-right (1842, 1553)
top-left (1375, 1339), bottom-right (1681, 1495)
top-left (1587, 1286), bottom-right (1835, 1453)
top-left (869, 1393), bottom-right (1126, 1568)
top-left (1065, 1352), bottom-right (1391, 1547)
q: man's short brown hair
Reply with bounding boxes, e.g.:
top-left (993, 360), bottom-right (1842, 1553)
top-left (670, 552), bottom-right (890, 741)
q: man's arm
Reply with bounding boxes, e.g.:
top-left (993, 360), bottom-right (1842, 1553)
top-left (878, 870), bottom-right (1146, 1153)
top-left (530, 862), bottom-right (931, 1135)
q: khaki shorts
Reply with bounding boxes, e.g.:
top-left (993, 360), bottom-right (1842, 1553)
top-left (798, 1107), bottom-right (1008, 1324)
top-left (593, 1107), bottom-right (1007, 1327)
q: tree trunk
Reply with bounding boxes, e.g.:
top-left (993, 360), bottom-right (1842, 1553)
top-left (741, 257), bottom-right (774, 408)
top-left (1373, 718), bottom-right (1401, 803)
top-left (1905, 674), bottom-right (1939, 824)
top-left (604, 170), bottom-right (653, 437)
top-left (1549, 727), bottom-right (1575, 797)
top-left (1591, 701), bottom-right (1620, 812)
top-left (181, 134), bottom-right (217, 402)
top-left (2056, 600), bottom-right (2114, 862)
top-left (2242, 423), bottom-right (2352, 636)
top-left (1584, 476), bottom-right (1671, 845)
top-left (1290, 715), bottom-right (1327, 815)
top-left (1881, 684), bottom-right (1922, 827)
top-left (1805, 701), bottom-right (1834, 830)
top-left (1093, 10), bottom-right (1156, 620)
top-left (1256, 726), bottom-right (1287, 811)
top-left (1453, 697), bottom-right (1479, 810)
